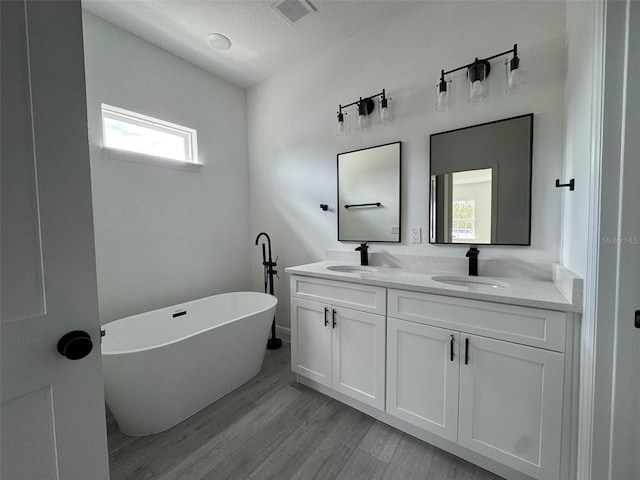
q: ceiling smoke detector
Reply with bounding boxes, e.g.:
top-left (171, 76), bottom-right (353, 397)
top-left (271, 0), bottom-right (316, 25)
top-left (207, 33), bottom-right (231, 50)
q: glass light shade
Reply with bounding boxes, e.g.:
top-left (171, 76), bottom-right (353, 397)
top-left (336, 113), bottom-right (351, 137)
top-left (506, 58), bottom-right (525, 92)
top-left (357, 113), bottom-right (367, 129)
top-left (356, 103), bottom-right (369, 130)
top-left (336, 111), bottom-right (346, 135)
top-left (469, 80), bottom-right (485, 102)
top-left (379, 97), bottom-right (391, 123)
top-left (467, 63), bottom-right (487, 103)
top-left (435, 79), bottom-right (452, 112)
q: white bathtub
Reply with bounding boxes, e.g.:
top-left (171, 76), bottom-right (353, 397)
top-left (101, 291), bottom-right (277, 436)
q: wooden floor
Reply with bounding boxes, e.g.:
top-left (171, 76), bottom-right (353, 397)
top-left (107, 343), bottom-right (503, 480)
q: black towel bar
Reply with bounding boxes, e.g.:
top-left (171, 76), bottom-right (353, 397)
top-left (344, 202), bottom-right (382, 209)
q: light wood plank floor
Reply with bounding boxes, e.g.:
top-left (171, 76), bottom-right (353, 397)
top-left (107, 343), bottom-right (504, 480)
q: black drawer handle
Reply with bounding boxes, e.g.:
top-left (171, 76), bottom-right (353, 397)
top-left (324, 307), bottom-right (329, 326)
top-left (450, 334), bottom-right (454, 362)
top-left (332, 309), bottom-right (337, 328)
top-left (464, 337), bottom-right (470, 365)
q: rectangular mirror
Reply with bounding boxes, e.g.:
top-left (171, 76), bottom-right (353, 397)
top-left (338, 142), bottom-right (401, 243)
top-left (429, 114), bottom-right (533, 245)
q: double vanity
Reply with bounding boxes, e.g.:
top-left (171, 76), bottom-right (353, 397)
top-left (285, 257), bottom-right (582, 480)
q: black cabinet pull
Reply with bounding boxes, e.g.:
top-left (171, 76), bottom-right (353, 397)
top-left (324, 307), bottom-right (329, 327)
top-left (332, 309), bottom-right (337, 328)
top-left (450, 334), bottom-right (454, 362)
top-left (464, 337), bottom-right (470, 365)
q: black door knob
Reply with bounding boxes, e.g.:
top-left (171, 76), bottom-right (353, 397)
top-left (57, 330), bottom-right (93, 360)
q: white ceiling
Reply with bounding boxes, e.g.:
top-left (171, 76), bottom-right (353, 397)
top-left (82, 0), bottom-right (419, 88)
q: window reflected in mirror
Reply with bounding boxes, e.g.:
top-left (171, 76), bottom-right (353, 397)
top-left (449, 169), bottom-right (492, 243)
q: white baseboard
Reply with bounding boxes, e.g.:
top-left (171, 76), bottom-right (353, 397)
top-left (275, 325), bottom-right (291, 343)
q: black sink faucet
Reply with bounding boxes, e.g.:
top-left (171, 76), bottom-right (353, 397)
top-left (466, 247), bottom-right (479, 276)
top-left (355, 243), bottom-right (369, 266)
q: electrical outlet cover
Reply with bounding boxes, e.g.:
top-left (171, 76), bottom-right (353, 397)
top-left (411, 227), bottom-right (422, 244)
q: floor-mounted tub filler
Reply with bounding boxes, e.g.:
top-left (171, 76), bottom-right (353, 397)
top-left (101, 291), bottom-right (278, 436)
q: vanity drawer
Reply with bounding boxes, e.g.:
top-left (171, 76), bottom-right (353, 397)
top-left (388, 289), bottom-right (566, 352)
top-left (290, 275), bottom-right (386, 315)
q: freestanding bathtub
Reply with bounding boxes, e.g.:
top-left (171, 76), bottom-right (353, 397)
top-left (101, 291), bottom-right (277, 436)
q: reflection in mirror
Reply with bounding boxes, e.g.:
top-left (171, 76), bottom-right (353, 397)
top-left (338, 142), bottom-right (401, 243)
top-left (439, 168), bottom-right (493, 243)
top-left (429, 114), bottom-right (532, 245)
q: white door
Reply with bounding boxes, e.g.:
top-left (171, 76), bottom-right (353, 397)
top-left (290, 298), bottom-right (331, 386)
top-left (458, 334), bottom-right (564, 480)
top-left (609, 1), bottom-right (640, 476)
top-left (0, 2), bottom-right (109, 480)
top-left (386, 318), bottom-right (459, 442)
top-left (331, 306), bottom-right (385, 410)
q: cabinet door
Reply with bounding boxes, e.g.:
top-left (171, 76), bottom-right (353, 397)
top-left (386, 318), bottom-right (459, 442)
top-left (331, 307), bottom-right (386, 410)
top-left (458, 334), bottom-right (564, 480)
top-left (291, 298), bottom-right (331, 387)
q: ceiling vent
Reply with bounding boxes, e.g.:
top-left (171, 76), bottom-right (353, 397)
top-left (271, 0), bottom-right (316, 25)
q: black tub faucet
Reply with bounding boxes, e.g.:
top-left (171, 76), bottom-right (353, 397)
top-left (466, 247), bottom-right (479, 276)
top-left (355, 243), bottom-right (369, 266)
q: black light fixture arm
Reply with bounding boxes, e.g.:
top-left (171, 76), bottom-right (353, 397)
top-left (339, 89), bottom-right (387, 111)
top-left (338, 89), bottom-right (389, 118)
top-left (441, 44), bottom-right (518, 78)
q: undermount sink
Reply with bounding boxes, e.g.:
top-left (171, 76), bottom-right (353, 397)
top-left (326, 265), bottom-right (378, 273)
top-left (431, 275), bottom-right (509, 290)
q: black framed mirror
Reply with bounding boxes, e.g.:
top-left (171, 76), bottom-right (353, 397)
top-left (338, 142), bottom-right (401, 243)
top-left (429, 114), bottom-right (533, 245)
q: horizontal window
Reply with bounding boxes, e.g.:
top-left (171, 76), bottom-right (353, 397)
top-left (101, 104), bottom-right (198, 164)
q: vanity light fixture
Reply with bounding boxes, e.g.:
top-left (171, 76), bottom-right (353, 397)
top-left (336, 89), bottom-right (390, 136)
top-left (505, 44), bottom-right (524, 92)
top-left (357, 97), bottom-right (374, 130)
top-left (337, 111), bottom-right (347, 135)
top-left (467, 59), bottom-right (490, 103)
top-left (436, 70), bottom-right (452, 112)
top-left (436, 44), bottom-right (522, 110)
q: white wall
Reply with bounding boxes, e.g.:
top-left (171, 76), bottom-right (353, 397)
top-left (82, 13), bottom-right (251, 324)
top-left (561, 0), bottom-right (596, 279)
top-left (248, 1), bottom-right (567, 329)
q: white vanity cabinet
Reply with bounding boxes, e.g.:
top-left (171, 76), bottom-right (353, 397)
top-left (386, 318), bottom-right (460, 442)
top-left (386, 289), bottom-right (567, 480)
top-left (290, 275), bottom-right (386, 410)
top-left (287, 266), bottom-right (579, 480)
top-left (457, 333), bottom-right (564, 480)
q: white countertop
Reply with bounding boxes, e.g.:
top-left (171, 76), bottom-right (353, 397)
top-left (285, 261), bottom-right (582, 313)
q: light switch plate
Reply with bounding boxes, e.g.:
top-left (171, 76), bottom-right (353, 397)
top-left (390, 225), bottom-right (400, 235)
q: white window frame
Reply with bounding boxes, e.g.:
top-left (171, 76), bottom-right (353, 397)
top-left (101, 103), bottom-right (199, 165)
